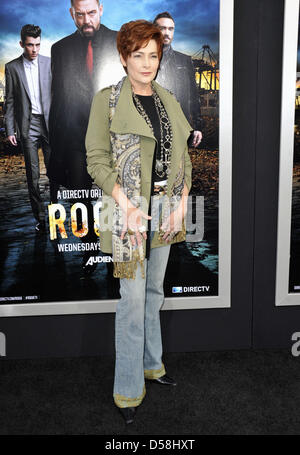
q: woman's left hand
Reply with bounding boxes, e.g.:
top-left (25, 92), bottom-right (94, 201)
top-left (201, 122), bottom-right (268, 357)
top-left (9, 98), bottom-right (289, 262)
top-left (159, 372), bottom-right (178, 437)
top-left (192, 130), bottom-right (202, 147)
top-left (160, 183), bottom-right (189, 242)
top-left (160, 205), bottom-right (186, 242)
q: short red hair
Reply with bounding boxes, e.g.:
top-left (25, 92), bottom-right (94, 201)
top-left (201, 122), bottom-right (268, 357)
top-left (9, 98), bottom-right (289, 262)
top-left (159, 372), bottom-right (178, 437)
top-left (117, 20), bottom-right (164, 71)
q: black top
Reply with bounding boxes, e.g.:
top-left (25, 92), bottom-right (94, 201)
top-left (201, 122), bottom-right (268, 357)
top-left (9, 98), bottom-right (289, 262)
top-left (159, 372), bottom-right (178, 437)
top-left (135, 94), bottom-right (168, 184)
top-left (134, 94), bottom-right (169, 259)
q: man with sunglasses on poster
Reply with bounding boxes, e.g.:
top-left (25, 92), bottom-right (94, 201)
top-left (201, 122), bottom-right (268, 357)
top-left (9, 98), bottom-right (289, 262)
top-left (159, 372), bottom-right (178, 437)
top-left (48, 0), bottom-right (124, 273)
top-left (153, 12), bottom-right (202, 148)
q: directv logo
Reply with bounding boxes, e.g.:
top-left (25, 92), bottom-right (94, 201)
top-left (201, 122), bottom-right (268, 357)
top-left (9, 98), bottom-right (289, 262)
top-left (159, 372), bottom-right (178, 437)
top-left (172, 287), bottom-right (183, 294)
top-left (172, 285), bottom-right (210, 293)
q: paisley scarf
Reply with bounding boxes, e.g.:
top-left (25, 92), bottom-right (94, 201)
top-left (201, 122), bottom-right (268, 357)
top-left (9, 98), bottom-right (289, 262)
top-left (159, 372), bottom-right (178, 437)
top-left (108, 77), bottom-right (185, 279)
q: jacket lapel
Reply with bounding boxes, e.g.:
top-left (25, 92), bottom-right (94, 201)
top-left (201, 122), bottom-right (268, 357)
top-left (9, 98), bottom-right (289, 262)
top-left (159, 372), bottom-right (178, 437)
top-left (152, 80), bottom-right (192, 187)
top-left (16, 55), bottom-right (31, 100)
top-left (38, 55), bottom-right (44, 102)
top-left (109, 76), bottom-right (193, 194)
top-left (110, 77), bottom-right (154, 139)
top-left (153, 79), bottom-right (192, 138)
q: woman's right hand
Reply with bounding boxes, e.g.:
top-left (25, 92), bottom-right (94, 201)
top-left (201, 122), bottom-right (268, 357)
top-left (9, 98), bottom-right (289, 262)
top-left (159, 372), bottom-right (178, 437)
top-left (121, 207), bottom-right (151, 247)
top-left (112, 183), bottom-right (151, 246)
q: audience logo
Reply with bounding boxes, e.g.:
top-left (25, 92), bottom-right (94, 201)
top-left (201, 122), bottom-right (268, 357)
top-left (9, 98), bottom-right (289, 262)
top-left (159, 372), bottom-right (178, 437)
top-left (291, 332), bottom-right (300, 357)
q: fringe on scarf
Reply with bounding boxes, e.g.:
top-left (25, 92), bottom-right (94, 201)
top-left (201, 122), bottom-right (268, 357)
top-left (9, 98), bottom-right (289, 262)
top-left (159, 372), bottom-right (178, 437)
top-left (113, 249), bottom-right (145, 279)
top-left (113, 224), bottom-right (187, 279)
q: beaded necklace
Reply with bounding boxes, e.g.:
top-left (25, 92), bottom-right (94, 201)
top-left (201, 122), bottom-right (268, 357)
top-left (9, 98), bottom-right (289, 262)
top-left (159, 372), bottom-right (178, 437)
top-left (132, 89), bottom-right (173, 178)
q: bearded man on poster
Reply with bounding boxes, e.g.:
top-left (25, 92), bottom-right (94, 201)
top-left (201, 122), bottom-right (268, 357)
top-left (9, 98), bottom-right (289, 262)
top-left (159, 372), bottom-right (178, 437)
top-left (154, 11), bottom-right (202, 148)
top-left (48, 0), bottom-right (124, 273)
top-left (49, 0), bottom-right (123, 189)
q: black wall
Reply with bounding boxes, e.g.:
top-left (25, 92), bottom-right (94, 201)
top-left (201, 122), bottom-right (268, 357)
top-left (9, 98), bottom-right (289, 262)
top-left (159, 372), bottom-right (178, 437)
top-left (252, 0), bottom-right (300, 348)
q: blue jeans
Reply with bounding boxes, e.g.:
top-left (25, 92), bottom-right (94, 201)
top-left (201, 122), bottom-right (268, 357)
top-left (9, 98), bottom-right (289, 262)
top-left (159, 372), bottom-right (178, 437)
top-left (113, 243), bottom-right (171, 408)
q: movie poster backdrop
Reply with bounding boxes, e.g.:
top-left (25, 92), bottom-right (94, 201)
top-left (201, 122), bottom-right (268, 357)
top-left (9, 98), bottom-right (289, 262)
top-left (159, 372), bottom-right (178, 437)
top-left (0, 0), bottom-right (226, 312)
top-left (276, 0), bottom-right (300, 306)
top-left (289, 2), bottom-right (300, 295)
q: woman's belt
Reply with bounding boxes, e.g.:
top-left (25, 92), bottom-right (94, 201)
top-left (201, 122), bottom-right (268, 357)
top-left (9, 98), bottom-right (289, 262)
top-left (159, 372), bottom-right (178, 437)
top-left (153, 180), bottom-right (167, 196)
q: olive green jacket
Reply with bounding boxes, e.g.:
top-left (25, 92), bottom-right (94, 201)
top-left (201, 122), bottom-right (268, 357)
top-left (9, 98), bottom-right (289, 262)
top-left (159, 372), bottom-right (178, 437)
top-left (85, 76), bottom-right (192, 254)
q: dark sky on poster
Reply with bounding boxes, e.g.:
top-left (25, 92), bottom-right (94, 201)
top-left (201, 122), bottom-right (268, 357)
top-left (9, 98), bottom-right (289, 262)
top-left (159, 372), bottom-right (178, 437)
top-left (298, 6), bottom-right (300, 71)
top-left (0, 0), bottom-right (219, 75)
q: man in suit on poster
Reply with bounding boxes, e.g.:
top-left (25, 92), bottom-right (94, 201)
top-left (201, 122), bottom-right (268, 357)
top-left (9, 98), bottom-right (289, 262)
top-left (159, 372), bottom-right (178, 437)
top-left (48, 0), bottom-right (123, 190)
top-left (5, 24), bottom-right (56, 232)
top-left (154, 11), bottom-right (202, 147)
top-left (48, 0), bottom-right (123, 272)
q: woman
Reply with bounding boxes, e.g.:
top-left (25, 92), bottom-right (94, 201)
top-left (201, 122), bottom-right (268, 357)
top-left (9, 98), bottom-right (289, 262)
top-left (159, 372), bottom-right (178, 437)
top-left (86, 20), bottom-right (200, 424)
